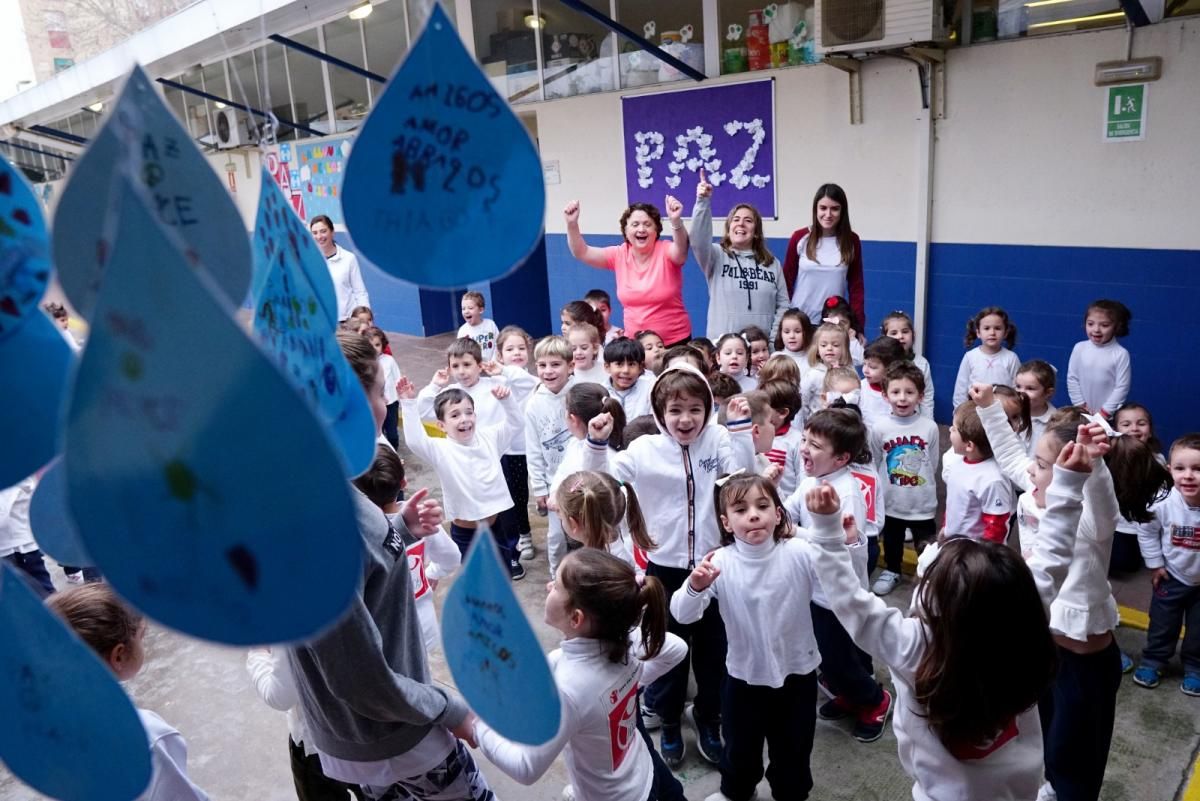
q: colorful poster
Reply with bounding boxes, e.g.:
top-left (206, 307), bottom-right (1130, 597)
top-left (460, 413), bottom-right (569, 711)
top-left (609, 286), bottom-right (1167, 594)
top-left (341, 4), bottom-right (544, 287)
top-left (621, 79), bottom-right (777, 217)
top-left (64, 177), bottom-right (361, 645)
top-left (267, 135), bottom-right (355, 224)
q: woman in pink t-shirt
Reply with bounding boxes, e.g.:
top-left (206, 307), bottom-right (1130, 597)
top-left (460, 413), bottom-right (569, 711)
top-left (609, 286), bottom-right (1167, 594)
top-left (564, 197), bottom-right (692, 346)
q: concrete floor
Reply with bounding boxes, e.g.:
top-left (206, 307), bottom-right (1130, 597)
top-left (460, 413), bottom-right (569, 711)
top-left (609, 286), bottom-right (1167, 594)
top-left (4, 331), bottom-right (1199, 801)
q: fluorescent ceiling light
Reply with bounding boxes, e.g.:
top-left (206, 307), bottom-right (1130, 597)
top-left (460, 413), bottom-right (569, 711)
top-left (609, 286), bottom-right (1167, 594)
top-left (349, 0), bottom-right (373, 20)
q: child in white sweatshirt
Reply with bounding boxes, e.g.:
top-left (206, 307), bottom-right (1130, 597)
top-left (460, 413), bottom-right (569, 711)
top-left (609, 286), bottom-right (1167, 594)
top-left (415, 338), bottom-right (508, 427)
top-left (952, 306), bottom-right (1020, 408)
top-left (880, 311), bottom-right (934, 420)
top-left (1067, 300), bottom-right (1132, 417)
top-left (671, 473), bottom-right (864, 801)
top-left (1135, 433), bottom-right (1200, 695)
top-left (398, 375), bottom-right (524, 579)
top-left (525, 335), bottom-right (575, 523)
top-left (472, 549), bottom-right (687, 801)
top-left (807, 430), bottom-right (1100, 801)
top-left (495, 326), bottom-right (538, 561)
top-left (604, 337), bottom-right (655, 419)
top-left (583, 365), bottom-right (756, 770)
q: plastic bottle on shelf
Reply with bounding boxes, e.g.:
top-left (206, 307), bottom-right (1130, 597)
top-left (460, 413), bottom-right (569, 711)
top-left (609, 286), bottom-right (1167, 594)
top-left (747, 10), bottom-right (771, 71)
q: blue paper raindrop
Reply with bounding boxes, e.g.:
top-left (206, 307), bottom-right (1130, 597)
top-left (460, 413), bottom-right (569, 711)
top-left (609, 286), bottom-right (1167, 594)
top-left (63, 177), bottom-right (361, 645)
top-left (52, 65), bottom-right (251, 319)
top-left (341, 3), bottom-right (544, 288)
top-left (250, 168), bottom-right (376, 476)
top-left (29, 457), bottom-right (92, 568)
top-left (0, 156), bottom-right (51, 339)
top-left (0, 565), bottom-right (151, 801)
top-left (441, 523), bottom-right (561, 744)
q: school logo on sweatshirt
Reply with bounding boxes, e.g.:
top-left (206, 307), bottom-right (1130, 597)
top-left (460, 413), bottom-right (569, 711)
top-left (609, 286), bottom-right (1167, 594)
top-left (851, 469), bottom-right (878, 524)
top-left (882, 435), bottom-right (930, 487)
top-left (407, 540), bottom-right (431, 599)
top-left (605, 673), bottom-right (640, 771)
top-left (1170, 524), bottom-right (1200, 551)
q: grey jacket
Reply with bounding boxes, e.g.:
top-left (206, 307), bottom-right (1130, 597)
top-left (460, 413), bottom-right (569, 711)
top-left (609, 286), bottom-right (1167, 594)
top-left (691, 196), bottom-right (789, 340)
top-left (288, 488), bottom-right (467, 762)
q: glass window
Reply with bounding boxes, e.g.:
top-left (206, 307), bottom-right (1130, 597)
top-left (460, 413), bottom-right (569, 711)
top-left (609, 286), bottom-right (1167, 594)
top-left (716, 0), bottom-right (812, 73)
top-left (163, 85), bottom-right (190, 137)
top-left (617, 0), bottom-right (706, 87)
top-left (474, 0), bottom-right (543, 104)
top-left (409, 0), bottom-right (456, 39)
top-left (324, 17), bottom-right (371, 132)
top-left (227, 51), bottom-right (265, 142)
top-left (259, 42), bottom-right (296, 141)
top-left (1000, 0), bottom-right (1124, 39)
top-left (364, 0), bottom-right (410, 82)
top-left (178, 67), bottom-right (213, 145)
top-left (285, 28), bottom-right (332, 137)
top-left (541, 0), bottom-right (615, 100)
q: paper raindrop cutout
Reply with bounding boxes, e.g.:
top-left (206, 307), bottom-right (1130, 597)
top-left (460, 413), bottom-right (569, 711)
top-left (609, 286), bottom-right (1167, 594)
top-left (64, 178), bottom-right (360, 645)
top-left (441, 523), bottom-right (561, 744)
top-left (0, 565), bottom-right (151, 801)
top-left (29, 457), bottom-right (92, 568)
top-left (52, 65), bottom-right (251, 319)
top-left (341, 3), bottom-right (544, 287)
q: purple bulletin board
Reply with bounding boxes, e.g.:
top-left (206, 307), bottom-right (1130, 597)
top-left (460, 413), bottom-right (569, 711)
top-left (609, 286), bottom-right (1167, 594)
top-left (621, 79), bottom-right (776, 218)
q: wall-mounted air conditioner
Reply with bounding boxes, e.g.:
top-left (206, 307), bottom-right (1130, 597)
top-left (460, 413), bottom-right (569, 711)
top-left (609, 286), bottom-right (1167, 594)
top-left (817, 0), bottom-right (945, 54)
top-left (215, 107), bottom-right (245, 149)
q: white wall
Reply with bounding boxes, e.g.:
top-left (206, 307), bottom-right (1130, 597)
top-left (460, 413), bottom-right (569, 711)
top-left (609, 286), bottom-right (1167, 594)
top-left (934, 18), bottom-right (1200, 249)
top-left (205, 149), bottom-right (263, 228)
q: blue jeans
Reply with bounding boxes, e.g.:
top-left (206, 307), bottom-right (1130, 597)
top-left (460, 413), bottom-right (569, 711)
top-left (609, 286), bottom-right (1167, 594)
top-left (4, 550), bottom-right (56, 597)
top-left (449, 517), bottom-right (517, 566)
top-left (1142, 573), bottom-right (1200, 673)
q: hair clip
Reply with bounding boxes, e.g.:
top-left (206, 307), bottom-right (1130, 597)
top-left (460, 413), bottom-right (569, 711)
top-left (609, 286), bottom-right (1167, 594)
top-left (1082, 412), bottom-right (1122, 439)
top-left (824, 296), bottom-right (839, 308)
top-left (569, 477), bottom-right (586, 493)
top-left (714, 468), bottom-right (747, 488)
top-left (827, 389), bottom-right (861, 406)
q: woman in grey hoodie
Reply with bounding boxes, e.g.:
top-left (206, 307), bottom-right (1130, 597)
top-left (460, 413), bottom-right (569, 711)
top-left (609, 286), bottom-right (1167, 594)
top-left (690, 169), bottom-right (790, 341)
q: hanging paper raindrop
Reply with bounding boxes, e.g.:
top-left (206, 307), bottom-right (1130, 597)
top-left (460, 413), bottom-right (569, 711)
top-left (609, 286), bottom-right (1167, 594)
top-left (0, 156), bottom-right (73, 488)
top-left (52, 65), bottom-right (251, 319)
top-left (63, 177), bottom-right (361, 645)
top-left (29, 457), bottom-right (93, 568)
top-left (441, 523), bottom-right (561, 744)
top-left (0, 565), bottom-right (152, 801)
top-left (341, 2), bottom-right (544, 287)
top-left (250, 168), bottom-right (376, 476)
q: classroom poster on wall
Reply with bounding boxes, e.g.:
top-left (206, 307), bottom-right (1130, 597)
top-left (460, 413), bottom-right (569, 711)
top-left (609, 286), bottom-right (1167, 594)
top-left (621, 79), bottom-right (776, 218)
top-left (267, 135), bottom-right (355, 224)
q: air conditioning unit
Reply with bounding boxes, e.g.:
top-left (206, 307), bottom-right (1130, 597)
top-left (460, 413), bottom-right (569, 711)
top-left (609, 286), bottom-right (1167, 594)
top-left (214, 107), bottom-right (245, 149)
top-left (817, 0), bottom-right (944, 54)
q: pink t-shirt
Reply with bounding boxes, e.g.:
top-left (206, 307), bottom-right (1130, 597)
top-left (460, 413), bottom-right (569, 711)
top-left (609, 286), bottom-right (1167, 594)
top-left (602, 240), bottom-right (690, 345)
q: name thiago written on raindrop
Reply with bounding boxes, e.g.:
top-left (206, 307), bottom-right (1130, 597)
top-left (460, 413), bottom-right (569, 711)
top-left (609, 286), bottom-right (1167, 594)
top-left (387, 82), bottom-right (504, 220)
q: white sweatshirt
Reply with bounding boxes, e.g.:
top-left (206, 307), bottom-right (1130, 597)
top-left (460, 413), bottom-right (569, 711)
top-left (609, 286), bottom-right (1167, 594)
top-left (607, 373), bottom-right (655, 420)
top-left (783, 467), bottom-right (868, 608)
top-left (457, 319), bottom-right (499, 362)
top-left (808, 466), bottom-right (1088, 801)
top-left (379, 354), bottom-right (402, 405)
top-left (1067, 339), bottom-right (1131, 416)
top-left (400, 394), bottom-right (519, 521)
top-left (0, 477), bottom-right (37, 557)
top-left (502, 365), bottom-right (538, 455)
top-left (583, 366), bottom-right (756, 569)
top-left (800, 363), bottom-right (829, 418)
top-left (245, 648), bottom-right (314, 755)
top-left (979, 401), bottom-right (1120, 639)
top-left (524, 380), bottom-right (574, 498)
top-left (138, 710), bottom-right (211, 801)
top-left (473, 632), bottom-right (687, 801)
top-left (415, 375), bottom-right (509, 427)
top-left (870, 413), bottom-right (940, 520)
top-left (913, 354), bottom-right (935, 420)
top-left (671, 536), bottom-right (828, 687)
top-left (573, 361), bottom-right (608, 386)
top-left (952, 347), bottom-right (1021, 408)
top-left (942, 456), bottom-right (1013, 542)
top-left (1029, 404), bottom-right (1057, 457)
top-left (1138, 489), bottom-right (1200, 586)
top-left (764, 424), bottom-right (806, 500)
top-left (859, 382), bottom-right (891, 429)
top-left (404, 525), bottom-right (461, 653)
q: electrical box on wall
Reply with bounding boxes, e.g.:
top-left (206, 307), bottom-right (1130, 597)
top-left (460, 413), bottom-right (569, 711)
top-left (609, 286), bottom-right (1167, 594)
top-left (817, 0), bottom-right (945, 53)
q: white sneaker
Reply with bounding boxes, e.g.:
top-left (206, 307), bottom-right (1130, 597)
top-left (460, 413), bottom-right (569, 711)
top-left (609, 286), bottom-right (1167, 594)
top-left (561, 785), bottom-right (575, 801)
top-left (641, 703), bottom-right (662, 730)
top-left (65, 571), bottom-right (85, 585)
top-left (872, 570), bottom-right (901, 596)
top-left (1036, 782), bottom-right (1057, 801)
top-left (705, 792), bottom-right (754, 801)
top-left (904, 528), bottom-right (913, 542)
top-left (518, 534), bottom-right (535, 561)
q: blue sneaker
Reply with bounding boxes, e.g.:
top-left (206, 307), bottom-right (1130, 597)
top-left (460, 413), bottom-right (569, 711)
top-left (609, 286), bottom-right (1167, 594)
top-left (1182, 673), bottom-right (1200, 697)
top-left (660, 723), bottom-right (685, 769)
top-left (686, 704), bottom-right (723, 765)
top-left (1133, 664), bottom-right (1161, 689)
top-left (1120, 652), bottom-right (1134, 674)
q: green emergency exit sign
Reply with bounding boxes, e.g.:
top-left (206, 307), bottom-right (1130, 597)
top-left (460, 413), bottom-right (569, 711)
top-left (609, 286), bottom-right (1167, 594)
top-left (1105, 84), bottom-right (1147, 142)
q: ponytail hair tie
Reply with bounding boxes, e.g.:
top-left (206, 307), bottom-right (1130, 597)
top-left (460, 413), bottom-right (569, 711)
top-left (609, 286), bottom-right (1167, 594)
top-left (824, 296), bottom-right (839, 309)
top-left (569, 477), bottom-right (586, 493)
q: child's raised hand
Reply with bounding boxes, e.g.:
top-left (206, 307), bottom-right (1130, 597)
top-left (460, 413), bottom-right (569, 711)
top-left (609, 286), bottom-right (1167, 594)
top-left (696, 168), bottom-right (713, 199)
top-left (664, 194), bottom-right (684, 222)
top-left (688, 552), bottom-right (720, 592)
top-left (450, 711), bottom-right (479, 748)
top-left (1055, 439), bottom-right (1093, 474)
top-left (725, 395), bottom-right (751, 422)
top-left (563, 200), bottom-right (581, 224)
top-left (481, 360), bottom-right (503, 377)
top-left (805, 482), bottom-right (841, 516)
top-left (611, 326), bottom-right (625, 339)
top-left (968, 382), bottom-right (995, 408)
top-left (842, 513), bottom-right (860, 545)
top-left (491, 384), bottom-right (511, 401)
top-left (396, 376), bottom-right (417, 400)
top-left (588, 412), bottom-right (614, 441)
top-left (432, 368), bottom-right (451, 388)
top-left (400, 487), bottom-right (444, 537)
top-left (762, 463), bottom-right (783, 485)
top-left (1076, 422), bottom-right (1110, 462)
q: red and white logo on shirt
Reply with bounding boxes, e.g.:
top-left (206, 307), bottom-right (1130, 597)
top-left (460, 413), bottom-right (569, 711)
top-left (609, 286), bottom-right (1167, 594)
top-left (1170, 524), bottom-right (1200, 551)
top-left (606, 677), bottom-right (640, 771)
top-left (852, 469), bottom-right (878, 524)
top-left (407, 541), bottom-right (431, 600)
top-left (632, 544), bottom-right (650, 571)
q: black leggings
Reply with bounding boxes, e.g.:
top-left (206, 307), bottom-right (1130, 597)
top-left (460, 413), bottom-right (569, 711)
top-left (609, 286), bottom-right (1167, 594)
top-left (498, 454), bottom-right (530, 537)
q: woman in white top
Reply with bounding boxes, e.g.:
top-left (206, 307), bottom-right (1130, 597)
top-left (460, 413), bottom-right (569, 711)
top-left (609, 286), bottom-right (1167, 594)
top-left (472, 549), bottom-right (687, 801)
top-left (782, 184), bottom-right (867, 333)
top-left (309, 214), bottom-right (369, 322)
